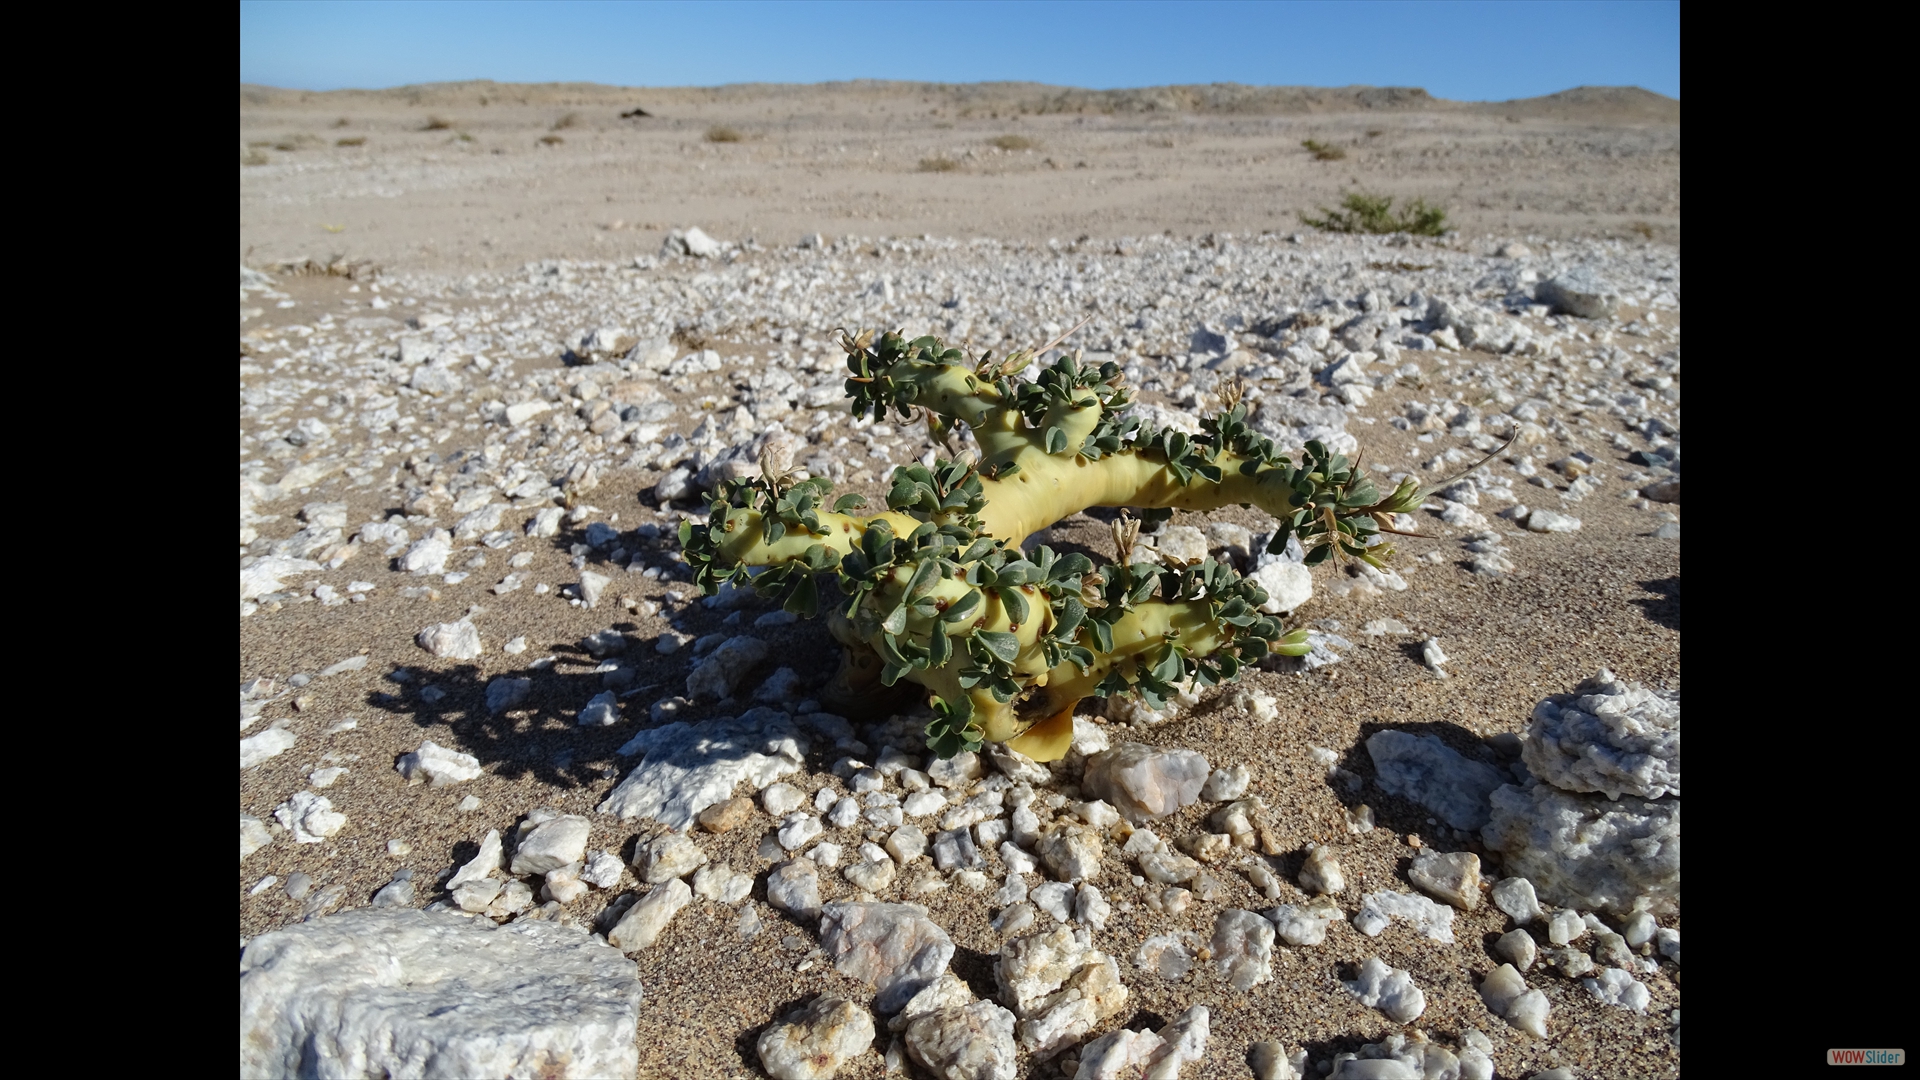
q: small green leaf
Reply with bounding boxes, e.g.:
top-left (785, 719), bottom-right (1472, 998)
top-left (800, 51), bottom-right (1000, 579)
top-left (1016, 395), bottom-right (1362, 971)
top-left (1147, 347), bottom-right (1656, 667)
top-left (941, 589), bottom-right (983, 622)
top-left (882, 604), bottom-right (909, 637)
top-left (927, 621), bottom-right (952, 667)
top-left (998, 587), bottom-right (1029, 626)
top-left (905, 558), bottom-right (942, 600)
top-left (976, 631), bottom-right (1020, 663)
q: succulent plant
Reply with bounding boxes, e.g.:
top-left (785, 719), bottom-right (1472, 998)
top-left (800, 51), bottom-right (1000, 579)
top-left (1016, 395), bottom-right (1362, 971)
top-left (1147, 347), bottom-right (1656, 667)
top-left (681, 329), bottom-right (1429, 761)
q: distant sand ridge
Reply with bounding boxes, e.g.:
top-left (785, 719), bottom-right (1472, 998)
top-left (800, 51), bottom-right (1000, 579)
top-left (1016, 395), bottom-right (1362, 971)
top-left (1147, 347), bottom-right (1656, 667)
top-left (240, 79), bottom-right (1678, 274)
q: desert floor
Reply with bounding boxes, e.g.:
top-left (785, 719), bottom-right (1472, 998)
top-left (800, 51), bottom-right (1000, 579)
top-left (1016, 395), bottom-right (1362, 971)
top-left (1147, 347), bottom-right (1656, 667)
top-left (240, 80), bottom-right (1679, 1080)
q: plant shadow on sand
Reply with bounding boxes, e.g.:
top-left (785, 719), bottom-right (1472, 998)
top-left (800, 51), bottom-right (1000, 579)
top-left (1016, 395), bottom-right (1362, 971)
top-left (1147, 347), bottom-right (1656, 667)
top-left (1634, 576), bottom-right (1679, 631)
top-left (361, 566), bottom-right (847, 793)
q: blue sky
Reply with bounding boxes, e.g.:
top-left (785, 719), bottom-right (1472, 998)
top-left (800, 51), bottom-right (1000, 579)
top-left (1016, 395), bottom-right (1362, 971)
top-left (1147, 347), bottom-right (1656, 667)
top-left (239, 1), bottom-right (1678, 103)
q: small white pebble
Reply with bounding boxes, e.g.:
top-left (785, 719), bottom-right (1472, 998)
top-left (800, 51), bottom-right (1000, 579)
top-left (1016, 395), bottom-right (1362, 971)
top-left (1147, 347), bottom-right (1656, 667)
top-left (503, 636), bottom-right (529, 655)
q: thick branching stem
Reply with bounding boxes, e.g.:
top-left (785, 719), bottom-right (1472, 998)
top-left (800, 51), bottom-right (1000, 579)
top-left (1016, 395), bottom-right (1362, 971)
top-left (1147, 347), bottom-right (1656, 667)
top-left (684, 329), bottom-right (1410, 762)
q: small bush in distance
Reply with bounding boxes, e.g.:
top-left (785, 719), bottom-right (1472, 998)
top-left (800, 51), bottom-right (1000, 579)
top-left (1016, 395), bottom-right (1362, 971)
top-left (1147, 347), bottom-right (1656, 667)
top-left (539, 134), bottom-right (564, 146)
top-left (990, 134), bottom-right (1037, 151)
top-left (918, 156), bottom-right (961, 172)
top-left (1301, 193), bottom-right (1448, 237)
top-left (422, 116), bottom-right (453, 131)
top-left (336, 136), bottom-right (366, 147)
top-left (1302, 139), bottom-right (1346, 161)
top-left (706, 125), bottom-right (743, 143)
top-left (552, 112), bottom-right (581, 131)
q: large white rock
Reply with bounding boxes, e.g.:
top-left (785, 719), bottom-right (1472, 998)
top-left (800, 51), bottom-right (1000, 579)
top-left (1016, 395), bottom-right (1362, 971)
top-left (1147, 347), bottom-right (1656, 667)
top-left (1365, 730), bottom-right (1508, 831)
top-left (996, 926), bottom-right (1128, 1057)
top-left (1265, 898), bottom-right (1341, 946)
top-left (1479, 962), bottom-right (1550, 1037)
top-left (1343, 956), bottom-right (1425, 1023)
top-left (1082, 742), bottom-right (1211, 823)
top-left (599, 708), bottom-right (808, 829)
top-left (902, 997), bottom-right (1019, 1080)
top-left (686, 636), bottom-right (769, 702)
top-left (1534, 266), bottom-right (1621, 319)
top-left (756, 995), bottom-right (873, 1080)
top-left (241, 726), bottom-right (297, 769)
top-left (1075, 1004), bottom-right (1210, 1079)
top-left (241, 815), bottom-right (273, 862)
top-left (1480, 780), bottom-right (1679, 915)
top-left (1328, 1032), bottom-right (1486, 1080)
top-left (1352, 890), bottom-right (1455, 943)
top-left (767, 859), bottom-right (823, 920)
top-left (606, 878), bottom-right (692, 953)
top-left (400, 531), bottom-right (454, 574)
top-left (397, 740), bottom-right (484, 786)
top-left (1252, 561), bottom-right (1314, 614)
top-left (1523, 669), bottom-right (1680, 800)
top-left (274, 791), bottom-right (347, 843)
top-left (511, 815), bottom-right (591, 875)
top-left (1034, 824), bottom-right (1104, 883)
top-left (416, 618), bottom-right (483, 660)
top-left (820, 902), bottom-right (956, 1013)
top-left (239, 909), bottom-right (642, 1079)
top-left (1407, 850), bottom-right (1482, 911)
top-left (241, 556), bottom-right (322, 601)
top-left (448, 829), bottom-right (503, 889)
top-left (1211, 909), bottom-right (1276, 990)
top-left (636, 832), bottom-right (709, 883)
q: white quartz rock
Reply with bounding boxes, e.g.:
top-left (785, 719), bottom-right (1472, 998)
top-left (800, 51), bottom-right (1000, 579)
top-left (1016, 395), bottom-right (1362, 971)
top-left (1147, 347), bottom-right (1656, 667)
top-left (636, 832), bottom-right (710, 883)
top-left (1200, 764), bottom-right (1251, 801)
top-left (1083, 742), bottom-right (1211, 823)
top-left (819, 901), bottom-right (956, 1013)
top-left (1035, 824), bottom-right (1104, 883)
top-left (1407, 850), bottom-right (1483, 910)
top-left (241, 726), bottom-right (297, 769)
top-left (239, 909), bottom-right (642, 1080)
top-left (1495, 929), bottom-right (1538, 971)
top-left (1211, 908), bottom-right (1276, 990)
top-left (1352, 890), bottom-right (1456, 943)
top-left (685, 636), bottom-right (769, 702)
top-left (1365, 730), bottom-right (1507, 831)
top-left (1299, 844), bottom-right (1347, 895)
top-left (1265, 898), bottom-right (1342, 947)
top-left (756, 995), bottom-right (875, 1080)
top-left (1480, 780), bottom-right (1679, 915)
top-left (606, 878), bottom-right (692, 953)
top-left (1076, 1004), bottom-right (1210, 1079)
top-left (598, 709), bottom-right (807, 830)
top-left (904, 999), bottom-right (1019, 1080)
top-left (997, 925), bottom-right (1129, 1057)
top-left (448, 829), bottom-right (503, 890)
top-left (274, 791), bottom-right (347, 843)
top-left (1523, 669), bottom-right (1680, 800)
top-left (1344, 956), bottom-right (1426, 1023)
top-left (416, 617), bottom-right (483, 660)
top-left (396, 740), bottom-right (483, 786)
top-left (241, 815), bottom-right (273, 862)
top-left (1328, 1032), bottom-right (1477, 1080)
top-left (1583, 967), bottom-right (1651, 1013)
top-left (1249, 1040), bottom-right (1309, 1080)
top-left (766, 857), bottom-right (823, 918)
top-left (512, 815), bottom-right (591, 876)
top-left (1491, 877), bottom-right (1543, 924)
top-left (1478, 963), bottom-right (1550, 1037)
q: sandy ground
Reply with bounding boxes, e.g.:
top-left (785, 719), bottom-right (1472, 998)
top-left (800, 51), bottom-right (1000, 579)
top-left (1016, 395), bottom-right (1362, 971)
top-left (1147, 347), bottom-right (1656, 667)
top-left (241, 81), bottom-right (1678, 275)
top-left (240, 80), bottom-right (1679, 1080)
